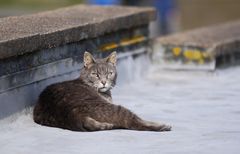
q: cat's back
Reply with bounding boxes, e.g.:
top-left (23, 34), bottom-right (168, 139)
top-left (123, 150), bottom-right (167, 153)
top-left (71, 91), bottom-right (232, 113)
top-left (39, 79), bottom-right (101, 106)
top-left (34, 78), bottom-right (105, 127)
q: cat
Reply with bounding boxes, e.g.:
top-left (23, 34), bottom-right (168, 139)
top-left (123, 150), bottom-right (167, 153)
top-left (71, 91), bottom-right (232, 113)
top-left (33, 51), bottom-right (171, 132)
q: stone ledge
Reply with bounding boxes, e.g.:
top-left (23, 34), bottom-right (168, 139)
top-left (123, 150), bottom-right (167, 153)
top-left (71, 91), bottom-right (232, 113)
top-left (153, 20), bottom-right (240, 70)
top-left (0, 4), bottom-right (156, 60)
top-left (156, 20), bottom-right (240, 56)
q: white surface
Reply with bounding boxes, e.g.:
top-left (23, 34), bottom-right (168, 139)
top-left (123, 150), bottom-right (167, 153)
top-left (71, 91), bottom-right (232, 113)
top-left (1, 66), bottom-right (240, 154)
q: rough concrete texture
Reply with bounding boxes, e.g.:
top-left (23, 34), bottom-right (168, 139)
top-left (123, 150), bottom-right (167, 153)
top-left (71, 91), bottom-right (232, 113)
top-left (0, 5), bottom-right (156, 59)
top-left (0, 25), bottom-right (148, 76)
top-left (156, 20), bottom-right (240, 56)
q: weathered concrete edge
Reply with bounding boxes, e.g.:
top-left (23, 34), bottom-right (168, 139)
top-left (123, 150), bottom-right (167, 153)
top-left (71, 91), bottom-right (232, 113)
top-left (0, 5), bottom-right (156, 60)
top-left (0, 47), bottom-right (147, 94)
top-left (154, 37), bottom-right (240, 57)
top-left (155, 20), bottom-right (240, 52)
top-left (0, 25), bottom-right (149, 76)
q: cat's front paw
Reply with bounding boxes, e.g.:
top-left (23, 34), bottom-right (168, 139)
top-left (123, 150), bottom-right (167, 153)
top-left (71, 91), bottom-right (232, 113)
top-left (100, 123), bottom-right (114, 130)
top-left (160, 124), bottom-right (172, 131)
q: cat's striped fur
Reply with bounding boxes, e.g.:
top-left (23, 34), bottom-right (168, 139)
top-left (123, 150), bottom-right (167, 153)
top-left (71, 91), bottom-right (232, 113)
top-left (33, 52), bottom-right (171, 131)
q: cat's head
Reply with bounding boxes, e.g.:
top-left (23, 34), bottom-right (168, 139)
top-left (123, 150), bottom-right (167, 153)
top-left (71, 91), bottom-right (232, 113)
top-left (80, 51), bottom-right (117, 92)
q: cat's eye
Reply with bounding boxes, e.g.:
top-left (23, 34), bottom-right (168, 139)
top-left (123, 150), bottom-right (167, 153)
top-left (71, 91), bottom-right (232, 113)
top-left (91, 72), bottom-right (99, 77)
top-left (109, 72), bottom-right (113, 75)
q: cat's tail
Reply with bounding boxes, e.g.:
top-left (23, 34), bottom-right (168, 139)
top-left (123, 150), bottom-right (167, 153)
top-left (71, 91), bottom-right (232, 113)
top-left (127, 117), bottom-right (172, 131)
top-left (111, 105), bottom-right (171, 132)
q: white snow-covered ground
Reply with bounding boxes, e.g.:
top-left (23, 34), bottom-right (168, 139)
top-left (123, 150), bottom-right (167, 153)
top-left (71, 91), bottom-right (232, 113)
top-left (1, 66), bottom-right (240, 154)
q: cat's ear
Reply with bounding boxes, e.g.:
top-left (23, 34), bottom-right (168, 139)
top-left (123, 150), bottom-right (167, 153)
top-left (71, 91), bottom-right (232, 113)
top-left (84, 51), bottom-right (95, 68)
top-left (105, 51), bottom-right (117, 66)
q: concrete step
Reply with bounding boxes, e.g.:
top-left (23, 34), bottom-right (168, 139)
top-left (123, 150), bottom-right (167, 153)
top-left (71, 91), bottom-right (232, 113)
top-left (152, 20), bottom-right (240, 71)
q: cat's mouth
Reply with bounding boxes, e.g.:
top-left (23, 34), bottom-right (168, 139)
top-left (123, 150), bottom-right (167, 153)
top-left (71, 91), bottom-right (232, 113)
top-left (98, 87), bottom-right (109, 92)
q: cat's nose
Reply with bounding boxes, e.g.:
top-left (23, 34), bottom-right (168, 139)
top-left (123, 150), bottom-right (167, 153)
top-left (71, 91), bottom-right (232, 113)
top-left (101, 81), bottom-right (106, 86)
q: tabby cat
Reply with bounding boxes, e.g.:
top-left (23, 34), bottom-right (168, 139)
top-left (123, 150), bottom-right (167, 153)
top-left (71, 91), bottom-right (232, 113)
top-left (33, 51), bottom-right (171, 131)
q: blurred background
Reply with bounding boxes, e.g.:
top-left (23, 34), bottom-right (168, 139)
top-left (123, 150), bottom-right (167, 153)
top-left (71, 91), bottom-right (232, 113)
top-left (1, 0), bottom-right (240, 37)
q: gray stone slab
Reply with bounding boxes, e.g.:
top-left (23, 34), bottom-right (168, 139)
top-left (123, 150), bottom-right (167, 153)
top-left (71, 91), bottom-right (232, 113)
top-left (156, 20), bottom-right (240, 56)
top-left (153, 20), bottom-right (240, 70)
top-left (0, 25), bottom-right (148, 76)
top-left (0, 5), bottom-right (156, 60)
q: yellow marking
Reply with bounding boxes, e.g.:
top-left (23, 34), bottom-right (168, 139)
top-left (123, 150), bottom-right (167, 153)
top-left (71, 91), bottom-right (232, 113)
top-left (99, 42), bottom-right (118, 51)
top-left (172, 47), bottom-right (182, 56)
top-left (183, 50), bottom-right (202, 60)
top-left (120, 36), bottom-right (146, 46)
top-left (98, 35), bottom-right (146, 52)
top-left (193, 50), bottom-right (202, 60)
top-left (183, 50), bottom-right (194, 60)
